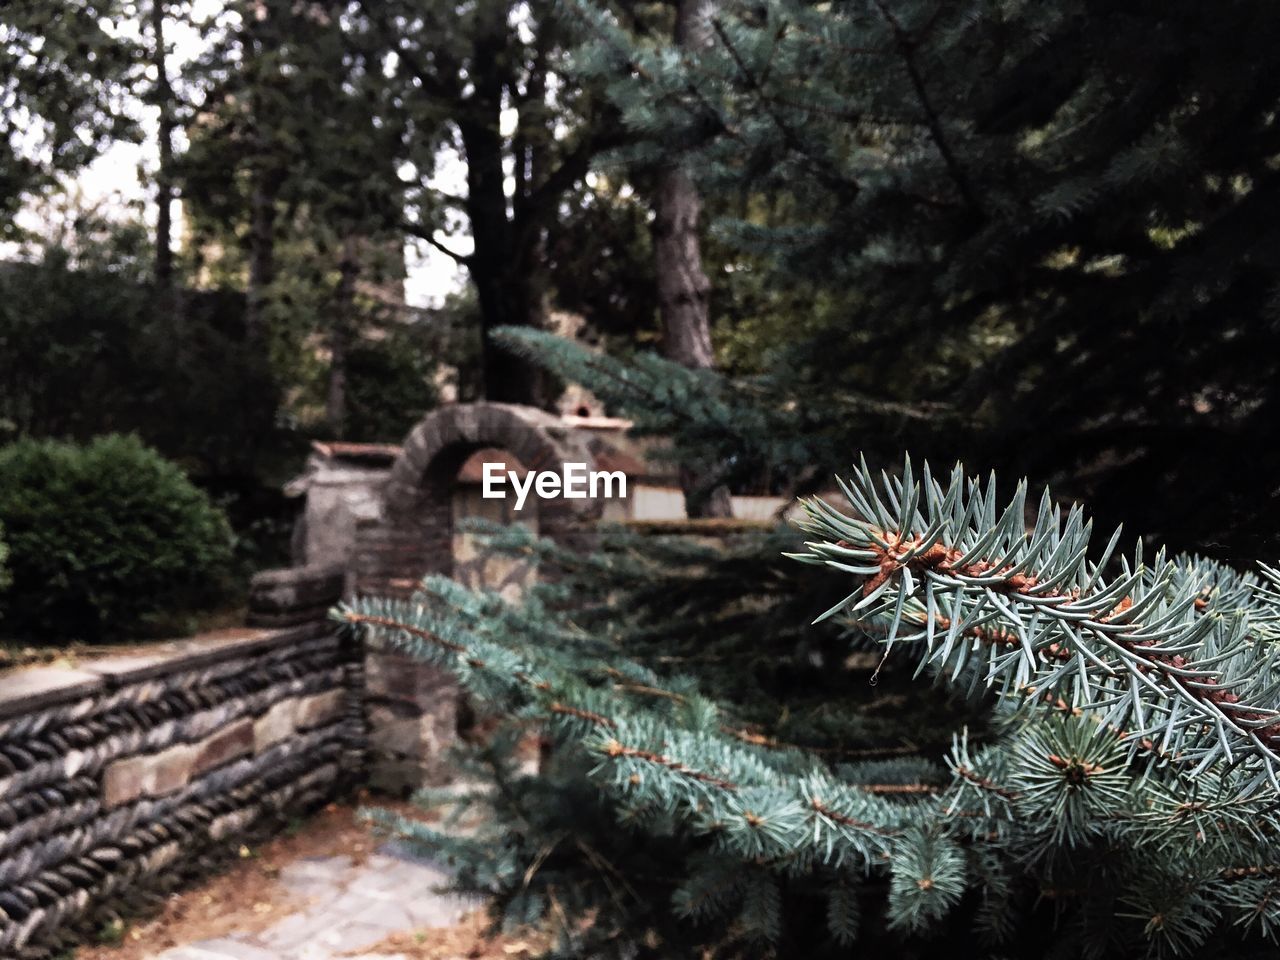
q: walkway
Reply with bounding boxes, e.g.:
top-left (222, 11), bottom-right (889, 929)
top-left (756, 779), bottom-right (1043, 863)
top-left (149, 841), bottom-right (474, 960)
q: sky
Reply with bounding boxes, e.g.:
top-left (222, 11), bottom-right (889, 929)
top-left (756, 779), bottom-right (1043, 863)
top-left (8, 1), bottom-right (469, 308)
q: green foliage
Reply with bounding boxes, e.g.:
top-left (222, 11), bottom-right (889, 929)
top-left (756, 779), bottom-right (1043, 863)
top-left (564, 0), bottom-right (1280, 556)
top-left (0, 255), bottom-right (286, 478)
top-left (348, 455), bottom-right (1280, 958)
top-left (491, 325), bottom-right (917, 497)
top-left (793, 458), bottom-right (1280, 794)
top-left (0, 1), bottom-right (141, 236)
top-left (0, 435), bottom-right (235, 643)
top-left (340, 324), bottom-right (441, 443)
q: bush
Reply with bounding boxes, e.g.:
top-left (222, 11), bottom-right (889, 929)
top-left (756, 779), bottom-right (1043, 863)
top-left (0, 435), bottom-right (235, 643)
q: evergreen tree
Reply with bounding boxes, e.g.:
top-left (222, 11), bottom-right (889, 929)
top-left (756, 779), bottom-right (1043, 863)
top-left (565, 0), bottom-right (1280, 556)
top-left (345, 456), bottom-right (1280, 958)
top-left (183, 0), bottom-right (410, 434)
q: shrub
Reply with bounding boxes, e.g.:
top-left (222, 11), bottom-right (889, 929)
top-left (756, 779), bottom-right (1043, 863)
top-left (0, 435), bottom-right (235, 643)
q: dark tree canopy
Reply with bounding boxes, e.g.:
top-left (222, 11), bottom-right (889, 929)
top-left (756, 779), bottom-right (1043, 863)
top-left (569, 0), bottom-right (1280, 558)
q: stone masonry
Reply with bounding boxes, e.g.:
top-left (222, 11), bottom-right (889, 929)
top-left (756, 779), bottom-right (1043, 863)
top-left (353, 402), bottom-right (603, 598)
top-left (339, 404), bottom-right (606, 789)
top-left (0, 623), bottom-right (365, 959)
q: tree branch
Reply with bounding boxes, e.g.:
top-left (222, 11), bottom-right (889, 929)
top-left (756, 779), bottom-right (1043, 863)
top-left (404, 221), bottom-right (473, 265)
top-left (870, 0), bottom-right (979, 211)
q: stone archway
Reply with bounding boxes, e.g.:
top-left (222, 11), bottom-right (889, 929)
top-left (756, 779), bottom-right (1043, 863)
top-left (352, 403), bottom-right (602, 597)
top-left (352, 403), bottom-right (604, 790)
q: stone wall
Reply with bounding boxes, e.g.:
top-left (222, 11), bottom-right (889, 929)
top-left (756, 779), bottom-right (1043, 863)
top-left (0, 622), bottom-right (365, 959)
top-left (247, 563), bottom-right (348, 628)
top-left (249, 559), bottom-right (459, 795)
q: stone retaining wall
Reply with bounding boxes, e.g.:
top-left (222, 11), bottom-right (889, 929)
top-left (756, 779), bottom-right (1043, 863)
top-left (248, 563), bottom-right (459, 794)
top-left (0, 622), bottom-right (365, 959)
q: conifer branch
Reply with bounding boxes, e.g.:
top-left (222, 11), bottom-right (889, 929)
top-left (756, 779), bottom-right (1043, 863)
top-left (793, 457), bottom-right (1280, 795)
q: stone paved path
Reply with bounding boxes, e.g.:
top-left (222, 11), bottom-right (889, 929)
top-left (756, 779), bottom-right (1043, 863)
top-left (149, 841), bottom-right (476, 960)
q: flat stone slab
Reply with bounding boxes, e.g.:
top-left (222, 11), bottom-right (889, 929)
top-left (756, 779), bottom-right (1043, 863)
top-left (154, 944), bottom-right (277, 960)
top-left (149, 839), bottom-right (473, 960)
top-left (0, 665), bottom-right (101, 719)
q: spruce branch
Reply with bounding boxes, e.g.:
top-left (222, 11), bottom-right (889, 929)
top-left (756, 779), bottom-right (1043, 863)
top-left (791, 456), bottom-right (1280, 795)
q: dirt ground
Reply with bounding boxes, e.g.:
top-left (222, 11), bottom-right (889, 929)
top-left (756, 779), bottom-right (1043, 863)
top-left (343, 915), bottom-right (550, 960)
top-left (71, 794), bottom-right (548, 960)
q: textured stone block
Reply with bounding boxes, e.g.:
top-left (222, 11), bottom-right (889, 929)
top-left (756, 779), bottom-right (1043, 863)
top-left (192, 719), bottom-right (254, 777)
top-left (209, 807), bottom-right (258, 841)
top-left (296, 688), bottom-right (347, 730)
top-left (368, 713), bottom-right (425, 759)
top-left (104, 716), bottom-right (260, 806)
top-left (253, 689), bottom-right (346, 752)
top-left (364, 654), bottom-right (419, 701)
top-left (103, 743), bottom-right (195, 807)
top-left (0, 666), bottom-right (101, 720)
top-left (253, 698), bottom-right (298, 752)
top-left (249, 564), bottom-right (346, 613)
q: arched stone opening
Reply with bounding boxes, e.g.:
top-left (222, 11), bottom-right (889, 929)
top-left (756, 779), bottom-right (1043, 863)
top-left (352, 403), bottom-right (604, 790)
top-left (352, 403), bottom-right (602, 597)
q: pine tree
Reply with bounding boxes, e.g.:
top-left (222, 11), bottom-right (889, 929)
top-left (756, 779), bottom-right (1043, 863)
top-left (342, 451), bottom-right (1280, 958)
top-left (336, 2), bottom-right (1280, 955)
top-left (562, 0), bottom-right (1280, 557)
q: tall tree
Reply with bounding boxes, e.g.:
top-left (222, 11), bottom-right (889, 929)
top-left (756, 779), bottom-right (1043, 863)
top-left (239, 1), bottom-right (285, 346)
top-left (350, 0), bottom-right (621, 405)
top-left (325, 234), bottom-right (360, 436)
top-left (652, 0), bottom-right (732, 516)
top-left (184, 0), bottom-right (406, 421)
top-left (569, 0), bottom-right (1280, 556)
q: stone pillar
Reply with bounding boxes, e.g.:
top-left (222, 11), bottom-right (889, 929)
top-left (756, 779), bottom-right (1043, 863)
top-left (363, 648), bottom-right (459, 794)
top-left (247, 563), bottom-right (347, 627)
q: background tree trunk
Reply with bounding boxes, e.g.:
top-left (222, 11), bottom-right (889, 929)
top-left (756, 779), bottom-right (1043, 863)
top-left (655, 0), bottom-right (732, 518)
top-left (242, 1), bottom-right (277, 347)
top-left (655, 168), bottom-right (715, 369)
top-left (325, 236), bottom-right (360, 437)
top-left (151, 0), bottom-right (176, 291)
top-left (245, 167), bottom-right (276, 345)
top-left (461, 9), bottom-right (547, 408)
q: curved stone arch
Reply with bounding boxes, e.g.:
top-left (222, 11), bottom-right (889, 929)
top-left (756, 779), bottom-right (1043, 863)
top-left (353, 403), bottom-right (602, 597)
top-left (385, 402), bottom-right (599, 515)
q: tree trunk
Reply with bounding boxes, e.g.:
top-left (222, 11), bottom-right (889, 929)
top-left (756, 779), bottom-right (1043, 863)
top-left (654, 0), bottom-right (732, 518)
top-left (459, 9), bottom-right (546, 408)
top-left (151, 0), bottom-right (175, 290)
top-left (655, 168), bottom-right (715, 369)
top-left (243, 1), bottom-right (277, 347)
top-left (245, 169), bottom-right (277, 345)
top-left (326, 236), bottom-right (360, 437)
